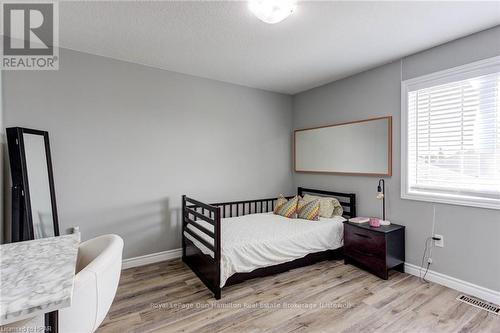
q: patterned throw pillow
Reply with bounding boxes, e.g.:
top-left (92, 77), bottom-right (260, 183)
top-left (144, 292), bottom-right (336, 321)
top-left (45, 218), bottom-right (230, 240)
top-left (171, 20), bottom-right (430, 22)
top-left (302, 194), bottom-right (333, 217)
top-left (302, 194), bottom-right (343, 217)
top-left (274, 195), bottom-right (299, 218)
top-left (274, 194), bottom-right (288, 213)
top-left (297, 198), bottom-right (320, 221)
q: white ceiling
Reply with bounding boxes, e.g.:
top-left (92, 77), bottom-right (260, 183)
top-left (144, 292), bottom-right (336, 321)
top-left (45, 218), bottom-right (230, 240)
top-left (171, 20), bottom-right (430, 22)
top-left (59, 1), bottom-right (500, 94)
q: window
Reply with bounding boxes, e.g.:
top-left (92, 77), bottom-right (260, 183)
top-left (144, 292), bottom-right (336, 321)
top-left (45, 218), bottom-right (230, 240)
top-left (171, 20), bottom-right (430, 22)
top-left (401, 57), bottom-right (500, 210)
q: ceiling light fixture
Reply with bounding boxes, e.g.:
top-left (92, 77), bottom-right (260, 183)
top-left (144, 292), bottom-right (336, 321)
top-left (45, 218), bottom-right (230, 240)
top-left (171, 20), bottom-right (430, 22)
top-left (248, 0), bottom-right (297, 24)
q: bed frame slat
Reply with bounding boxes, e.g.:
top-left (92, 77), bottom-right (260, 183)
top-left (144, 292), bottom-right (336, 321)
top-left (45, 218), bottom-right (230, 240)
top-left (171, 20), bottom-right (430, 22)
top-left (185, 217), bottom-right (215, 238)
top-left (185, 207), bottom-right (215, 225)
top-left (184, 228), bottom-right (215, 252)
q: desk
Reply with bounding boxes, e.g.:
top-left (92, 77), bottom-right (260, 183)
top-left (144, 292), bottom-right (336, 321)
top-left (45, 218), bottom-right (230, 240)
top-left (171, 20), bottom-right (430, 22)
top-left (0, 235), bottom-right (79, 330)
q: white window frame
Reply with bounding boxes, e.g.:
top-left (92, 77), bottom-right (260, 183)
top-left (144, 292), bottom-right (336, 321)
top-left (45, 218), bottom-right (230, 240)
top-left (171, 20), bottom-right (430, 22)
top-left (401, 56), bottom-right (500, 210)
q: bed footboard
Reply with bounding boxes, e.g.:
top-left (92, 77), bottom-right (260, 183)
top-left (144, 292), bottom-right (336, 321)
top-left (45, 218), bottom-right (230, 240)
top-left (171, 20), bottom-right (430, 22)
top-left (182, 195), bottom-right (221, 299)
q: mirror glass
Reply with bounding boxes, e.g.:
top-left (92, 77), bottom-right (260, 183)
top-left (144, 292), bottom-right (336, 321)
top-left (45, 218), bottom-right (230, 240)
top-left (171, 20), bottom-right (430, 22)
top-left (295, 117), bottom-right (392, 176)
top-left (23, 133), bottom-right (55, 238)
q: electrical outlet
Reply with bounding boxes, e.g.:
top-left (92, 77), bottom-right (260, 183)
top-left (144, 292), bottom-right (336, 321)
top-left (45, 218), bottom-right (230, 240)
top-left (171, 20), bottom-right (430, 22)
top-left (427, 258), bottom-right (433, 264)
top-left (434, 234), bottom-right (444, 247)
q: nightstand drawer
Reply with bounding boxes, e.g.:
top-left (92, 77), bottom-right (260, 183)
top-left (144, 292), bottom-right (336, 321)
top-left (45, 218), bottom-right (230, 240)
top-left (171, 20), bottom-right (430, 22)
top-left (345, 249), bottom-right (386, 277)
top-left (344, 224), bottom-right (385, 258)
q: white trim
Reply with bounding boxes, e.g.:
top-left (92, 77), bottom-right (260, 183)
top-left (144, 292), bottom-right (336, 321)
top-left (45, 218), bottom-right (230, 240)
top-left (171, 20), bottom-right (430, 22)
top-left (122, 248), bottom-right (182, 270)
top-left (401, 75), bottom-right (410, 207)
top-left (400, 55), bottom-right (500, 210)
top-left (404, 263), bottom-right (500, 305)
top-left (401, 192), bottom-right (500, 211)
top-left (402, 55), bottom-right (500, 87)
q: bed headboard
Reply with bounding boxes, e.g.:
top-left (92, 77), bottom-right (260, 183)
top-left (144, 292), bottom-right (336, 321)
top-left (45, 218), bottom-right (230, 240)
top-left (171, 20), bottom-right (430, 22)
top-left (298, 187), bottom-right (356, 218)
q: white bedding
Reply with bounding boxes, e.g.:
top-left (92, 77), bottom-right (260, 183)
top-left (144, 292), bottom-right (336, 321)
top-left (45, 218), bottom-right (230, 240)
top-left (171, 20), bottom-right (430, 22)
top-left (184, 213), bottom-right (345, 287)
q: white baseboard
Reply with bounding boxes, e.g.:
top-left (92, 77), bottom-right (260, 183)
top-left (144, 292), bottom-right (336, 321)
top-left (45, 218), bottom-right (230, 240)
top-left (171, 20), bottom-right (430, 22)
top-left (404, 263), bottom-right (500, 305)
top-left (122, 248), bottom-right (182, 270)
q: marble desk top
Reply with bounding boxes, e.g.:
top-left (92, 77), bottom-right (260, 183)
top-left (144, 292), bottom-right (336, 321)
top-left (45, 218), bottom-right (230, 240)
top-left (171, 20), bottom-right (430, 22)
top-left (0, 235), bottom-right (79, 325)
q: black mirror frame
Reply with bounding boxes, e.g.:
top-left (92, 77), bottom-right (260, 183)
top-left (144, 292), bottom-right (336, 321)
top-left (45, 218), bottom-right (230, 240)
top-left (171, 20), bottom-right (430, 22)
top-left (6, 127), bottom-right (60, 242)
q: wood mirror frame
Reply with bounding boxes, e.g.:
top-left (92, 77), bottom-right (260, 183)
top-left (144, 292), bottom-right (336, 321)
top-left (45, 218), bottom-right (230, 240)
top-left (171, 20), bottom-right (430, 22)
top-left (294, 116), bottom-right (392, 177)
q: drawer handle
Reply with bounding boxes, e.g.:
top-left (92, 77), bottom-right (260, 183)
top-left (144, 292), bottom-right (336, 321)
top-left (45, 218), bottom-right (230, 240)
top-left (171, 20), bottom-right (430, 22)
top-left (354, 232), bottom-right (371, 239)
top-left (352, 249), bottom-right (375, 257)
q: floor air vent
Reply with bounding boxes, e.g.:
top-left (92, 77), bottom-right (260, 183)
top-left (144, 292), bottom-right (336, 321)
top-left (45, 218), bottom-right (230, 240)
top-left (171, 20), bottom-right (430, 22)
top-left (457, 295), bottom-right (499, 315)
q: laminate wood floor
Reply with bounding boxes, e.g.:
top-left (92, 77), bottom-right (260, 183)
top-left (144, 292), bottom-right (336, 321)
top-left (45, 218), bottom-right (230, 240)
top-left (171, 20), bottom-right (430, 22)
top-left (98, 259), bottom-right (499, 333)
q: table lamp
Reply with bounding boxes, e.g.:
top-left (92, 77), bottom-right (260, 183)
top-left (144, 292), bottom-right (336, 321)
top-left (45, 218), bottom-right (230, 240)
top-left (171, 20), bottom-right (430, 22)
top-left (376, 179), bottom-right (391, 226)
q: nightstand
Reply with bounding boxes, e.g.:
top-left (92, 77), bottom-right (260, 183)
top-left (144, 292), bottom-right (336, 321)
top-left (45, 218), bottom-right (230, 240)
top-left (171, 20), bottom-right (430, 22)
top-left (343, 221), bottom-right (405, 279)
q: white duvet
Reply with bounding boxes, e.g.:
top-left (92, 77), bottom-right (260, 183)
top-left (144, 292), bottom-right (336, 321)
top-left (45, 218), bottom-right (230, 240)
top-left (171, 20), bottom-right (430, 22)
top-left (184, 213), bottom-right (345, 287)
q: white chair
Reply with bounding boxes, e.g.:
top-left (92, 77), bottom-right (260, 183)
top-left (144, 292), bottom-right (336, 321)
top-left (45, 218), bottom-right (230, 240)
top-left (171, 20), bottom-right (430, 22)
top-left (59, 234), bottom-right (124, 333)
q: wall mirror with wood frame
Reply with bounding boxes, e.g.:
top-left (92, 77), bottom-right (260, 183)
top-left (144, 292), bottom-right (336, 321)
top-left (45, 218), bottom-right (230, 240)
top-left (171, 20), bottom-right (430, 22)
top-left (294, 116), bottom-right (392, 176)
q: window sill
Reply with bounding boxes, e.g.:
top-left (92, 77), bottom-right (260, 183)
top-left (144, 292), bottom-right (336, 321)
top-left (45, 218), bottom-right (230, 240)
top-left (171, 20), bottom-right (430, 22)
top-left (401, 191), bottom-right (500, 211)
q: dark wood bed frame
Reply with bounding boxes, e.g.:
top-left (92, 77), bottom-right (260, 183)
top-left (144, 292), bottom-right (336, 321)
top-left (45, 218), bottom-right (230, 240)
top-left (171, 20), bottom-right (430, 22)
top-left (182, 187), bottom-right (356, 299)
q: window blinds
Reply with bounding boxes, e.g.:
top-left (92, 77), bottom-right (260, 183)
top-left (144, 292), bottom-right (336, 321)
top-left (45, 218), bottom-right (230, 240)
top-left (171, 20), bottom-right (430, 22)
top-left (406, 71), bottom-right (500, 204)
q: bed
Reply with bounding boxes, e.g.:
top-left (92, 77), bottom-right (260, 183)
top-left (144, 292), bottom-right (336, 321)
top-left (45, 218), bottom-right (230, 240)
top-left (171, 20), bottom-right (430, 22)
top-left (182, 187), bottom-right (356, 299)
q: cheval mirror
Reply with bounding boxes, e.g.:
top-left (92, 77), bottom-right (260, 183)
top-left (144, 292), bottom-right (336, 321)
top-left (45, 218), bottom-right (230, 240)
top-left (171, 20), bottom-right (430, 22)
top-left (7, 127), bottom-right (60, 242)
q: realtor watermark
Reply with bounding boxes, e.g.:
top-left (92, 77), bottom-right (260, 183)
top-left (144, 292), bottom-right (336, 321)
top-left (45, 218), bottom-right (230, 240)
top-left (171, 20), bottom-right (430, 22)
top-left (151, 301), bottom-right (352, 311)
top-left (1, 1), bottom-right (59, 70)
top-left (0, 326), bottom-right (49, 332)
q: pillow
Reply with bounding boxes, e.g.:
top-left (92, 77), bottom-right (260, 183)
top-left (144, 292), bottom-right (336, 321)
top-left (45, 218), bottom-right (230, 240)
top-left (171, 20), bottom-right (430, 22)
top-left (274, 195), bottom-right (299, 218)
top-left (332, 200), bottom-right (344, 217)
top-left (302, 194), bottom-right (343, 217)
top-left (274, 194), bottom-right (288, 212)
top-left (297, 198), bottom-right (320, 221)
top-left (302, 194), bottom-right (333, 217)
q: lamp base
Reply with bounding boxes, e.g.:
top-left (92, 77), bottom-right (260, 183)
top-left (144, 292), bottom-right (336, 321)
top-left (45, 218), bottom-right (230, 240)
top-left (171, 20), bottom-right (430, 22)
top-left (379, 220), bottom-right (391, 226)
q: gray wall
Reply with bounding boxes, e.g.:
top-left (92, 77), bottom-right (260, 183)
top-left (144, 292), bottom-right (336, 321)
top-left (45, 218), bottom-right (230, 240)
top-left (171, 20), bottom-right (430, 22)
top-left (2, 26), bottom-right (499, 292)
top-left (292, 26), bottom-right (500, 292)
top-left (2, 48), bottom-right (293, 258)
